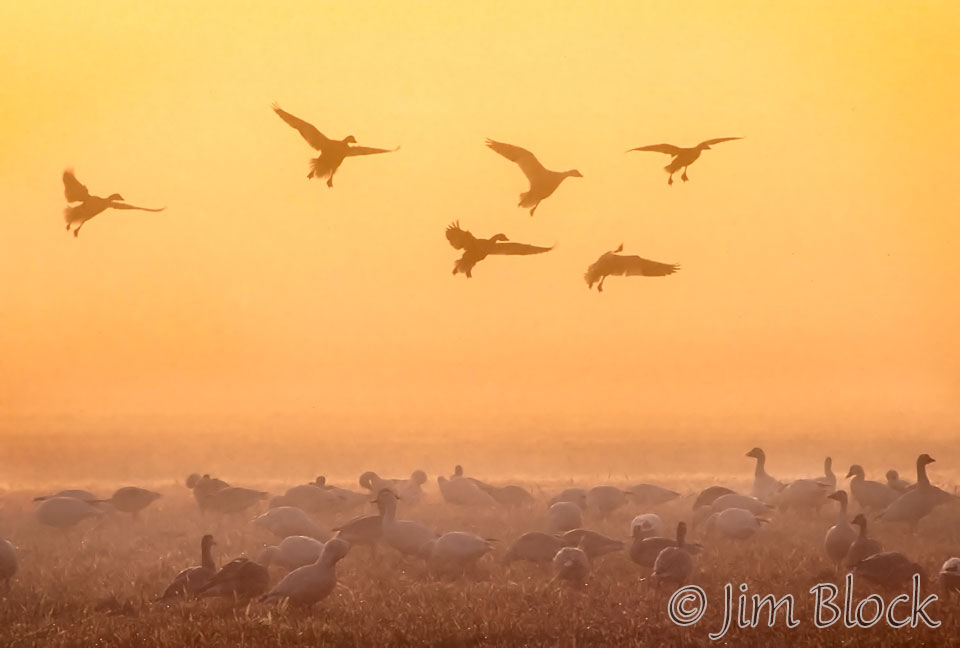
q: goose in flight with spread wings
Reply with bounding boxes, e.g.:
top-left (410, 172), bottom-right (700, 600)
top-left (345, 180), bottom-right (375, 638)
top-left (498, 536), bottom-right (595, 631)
top-left (628, 137), bottom-right (741, 185)
top-left (62, 170), bottom-right (165, 237)
top-left (445, 221), bottom-right (553, 278)
top-left (485, 139), bottom-right (581, 216)
top-left (273, 104), bottom-right (398, 187)
top-left (584, 244), bottom-right (679, 292)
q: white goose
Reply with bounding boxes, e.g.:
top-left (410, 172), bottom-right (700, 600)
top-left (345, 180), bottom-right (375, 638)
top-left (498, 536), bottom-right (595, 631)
top-left (845, 465), bottom-right (898, 512)
top-left (0, 538), bottom-right (17, 591)
top-left (437, 476), bottom-right (497, 507)
top-left (823, 491), bottom-right (856, 574)
top-left (745, 448), bottom-right (783, 504)
top-left (375, 490), bottom-right (436, 557)
top-left (939, 558), bottom-right (960, 598)
top-left (630, 513), bottom-right (665, 539)
top-left (258, 536), bottom-right (324, 571)
top-left (704, 508), bottom-right (766, 540)
top-left (503, 532), bottom-right (564, 566)
top-left (252, 506), bottom-right (330, 541)
top-left (877, 454), bottom-right (952, 528)
top-left (885, 470), bottom-right (912, 493)
top-left (261, 538), bottom-right (350, 607)
top-left (35, 496), bottom-right (104, 530)
top-left (546, 501), bottom-right (583, 534)
top-left (421, 532), bottom-right (495, 573)
top-left (551, 546), bottom-right (589, 587)
top-left (586, 485), bottom-right (630, 517)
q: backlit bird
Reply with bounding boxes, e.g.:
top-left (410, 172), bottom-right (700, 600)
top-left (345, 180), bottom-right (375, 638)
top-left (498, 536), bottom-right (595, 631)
top-left (584, 244), bottom-right (679, 292)
top-left (445, 222), bottom-right (553, 278)
top-left (485, 139), bottom-right (581, 215)
top-left (62, 170), bottom-right (164, 237)
top-left (627, 137), bottom-right (741, 185)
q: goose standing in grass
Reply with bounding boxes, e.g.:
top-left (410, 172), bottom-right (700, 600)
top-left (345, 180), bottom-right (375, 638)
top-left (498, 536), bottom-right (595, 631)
top-left (845, 514), bottom-right (883, 568)
top-left (332, 510), bottom-right (383, 556)
top-left (549, 488), bottom-right (588, 509)
top-left (777, 478), bottom-right (831, 512)
top-left (586, 485), bottom-right (630, 518)
top-left (160, 535), bottom-right (217, 599)
top-left (877, 454), bottom-right (952, 528)
top-left (844, 465), bottom-right (898, 512)
top-left (551, 546), bottom-right (590, 587)
top-left (273, 104), bottom-right (397, 187)
top-left (503, 532), bottom-right (564, 566)
top-left (853, 551), bottom-right (927, 589)
top-left (273, 484), bottom-right (352, 516)
top-left (823, 491), bottom-right (856, 574)
top-left (692, 486), bottom-right (737, 510)
top-left (35, 496), bottom-right (104, 530)
top-left (261, 539), bottom-right (350, 607)
top-left (313, 480), bottom-right (369, 509)
top-left (478, 484), bottom-right (535, 509)
top-left (746, 448), bottom-right (783, 504)
top-left (547, 501), bottom-right (583, 534)
top-left (886, 470), bottom-right (913, 493)
top-left (818, 457), bottom-right (837, 492)
top-left (584, 244), bottom-right (679, 293)
top-left (376, 489), bottom-right (437, 557)
top-left (627, 137), bottom-right (741, 185)
top-left (628, 484), bottom-right (680, 506)
top-left (198, 557), bottom-right (269, 600)
top-left (359, 471), bottom-right (428, 505)
top-left (444, 222), bottom-right (553, 278)
top-left (252, 507), bottom-right (330, 541)
top-left (630, 525), bottom-right (703, 569)
top-left (62, 169), bottom-right (165, 237)
top-left (186, 474), bottom-right (230, 511)
top-left (421, 532), bottom-right (495, 574)
top-left (704, 508), bottom-right (766, 540)
top-left (630, 513), bottom-right (665, 539)
top-left (693, 493), bottom-right (773, 528)
top-left (649, 523), bottom-right (695, 588)
top-left (437, 475), bottom-right (498, 507)
top-left (258, 536), bottom-right (324, 571)
top-left (560, 529), bottom-right (624, 560)
top-left (96, 487), bottom-right (162, 516)
top-left (205, 487), bottom-right (268, 515)
top-left (939, 558), bottom-right (960, 598)
top-left (0, 538), bottom-right (17, 591)
top-left (485, 139), bottom-right (581, 216)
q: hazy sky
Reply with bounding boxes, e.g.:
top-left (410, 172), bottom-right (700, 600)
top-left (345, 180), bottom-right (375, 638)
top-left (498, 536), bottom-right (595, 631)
top-left (1, 1), bottom-right (958, 435)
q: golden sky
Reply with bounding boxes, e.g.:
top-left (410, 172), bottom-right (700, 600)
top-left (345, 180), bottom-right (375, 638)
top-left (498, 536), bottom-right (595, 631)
top-left (1, 1), bottom-right (958, 435)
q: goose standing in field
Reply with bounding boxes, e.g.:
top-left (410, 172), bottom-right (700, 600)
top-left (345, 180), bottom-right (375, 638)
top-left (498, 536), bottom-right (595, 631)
top-left (186, 474), bottom-right (230, 511)
top-left (421, 532), bottom-right (495, 574)
top-left (704, 508), bottom-right (766, 540)
top-left (444, 222), bottom-right (553, 278)
top-left (332, 510), bottom-right (382, 556)
top-left (359, 471), bottom-right (428, 505)
top-left (478, 484), bottom-right (535, 509)
top-left (886, 470), bottom-right (913, 493)
top-left (939, 558), bottom-right (960, 598)
top-left (853, 551), bottom-right (927, 589)
top-left (159, 534), bottom-right (217, 599)
top-left (628, 483), bottom-right (680, 507)
top-left (547, 501), bottom-right (583, 534)
top-left (375, 489), bottom-right (437, 558)
top-left (877, 454), bottom-right (952, 528)
top-left (503, 532), bottom-right (564, 566)
top-left (823, 491), bottom-right (856, 574)
top-left (96, 487), bottom-right (162, 516)
top-left (776, 478), bottom-right (831, 512)
top-left (584, 244), bottom-right (679, 293)
top-left (35, 496), bottom-right (104, 530)
top-left (818, 457), bottom-right (837, 492)
top-left (560, 529), bottom-right (624, 560)
top-left (551, 545), bottom-right (590, 587)
top-left (198, 557), bottom-right (269, 600)
top-left (261, 539), bottom-right (350, 607)
top-left (205, 486), bottom-right (268, 515)
top-left (746, 448), bottom-right (783, 504)
top-left (62, 169), bottom-right (164, 237)
top-left (630, 513), bottom-right (665, 540)
top-left (33, 489), bottom-right (100, 503)
top-left (585, 485), bottom-right (630, 518)
top-left (845, 513), bottom-right (883, 568)
top-left (258, 536), bottom-right (324, 571)
top-left (273, 104), bottom-right (397, 187)
top-left (845, 465), bottom-right (898, 512)
top-left (437, 475), bottom-right (498, 507)
top-left (649, 523), bottom-right (696, 588)
top-left (549, 488), bottom-right (588, 509)
top-left (313, 479), bottom-right (370, 509)
top-left (485, 139), bottom-right (581, 216)
top-left (252, 507), bottom-right (330, 541)
top-left (627, 137), bottom-right (741, 185)
top-left (630, 525), bottom-right (703, 569)
top-left (0, 538), bottom-right (17, 591)
top-left (692, 486), bottom-right (737, 510)
top-left (693, 493), bottom-right (772, 528)
top-left (273, 484), bottom-right (353, 516)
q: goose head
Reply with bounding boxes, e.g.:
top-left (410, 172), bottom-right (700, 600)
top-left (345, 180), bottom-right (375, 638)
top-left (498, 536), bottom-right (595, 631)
top-left (314, 476), bottom-right (326, 486)
top-left (886, 470), bottom-right (900, 481)
top-left (490, 234), bottom-right (509, 243)
top-left (453, 465), bottom-right (464, 477)
top-left (827, 490), bottom-right (848, 508)
top-left (186, 474), bottom-right (201, 489)
top-left (851, 513), bottom-right (868, 531)
top-left (344, 135), bottom-right (357, 144)
top-left (410, 470), bottom-right (427, 485)
top-left (845, 464), bottom-right (865, 479)
top-left (918, 454), bottom-right (936, 466)
top-left (201, 534), bottom-right (216, 550)
top-left (320, 538), bottom-right (351, 564)
top-left (745, 447), bottom-right (765, 461)
top-left (107, 193), bottom-right (124, 201)
top-left (566, 169), bottom-right (583, 178)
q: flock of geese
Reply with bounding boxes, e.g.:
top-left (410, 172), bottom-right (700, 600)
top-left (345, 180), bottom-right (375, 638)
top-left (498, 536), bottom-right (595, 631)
top-left (2, 450), bottom-right (959, 607)
top-left (59, 105), bottom-right (741, 292)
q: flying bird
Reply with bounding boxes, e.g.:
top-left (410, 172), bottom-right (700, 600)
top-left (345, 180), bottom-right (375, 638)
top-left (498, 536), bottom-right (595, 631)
top-left (273, 104), bottom-right (398, 187)
top-left (62, 170), bottom-right (165, 237)
top-left (627, 137), bottom-right (741, 185)
top-left (445, 221), bottom-right (553, 278)
top-left (485, 139), bottom-right (581, 216)
top-left (584, 244), bottom-right (679, 292)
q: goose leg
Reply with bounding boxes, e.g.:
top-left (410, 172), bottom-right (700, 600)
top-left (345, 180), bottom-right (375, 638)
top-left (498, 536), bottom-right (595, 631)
top-left (681, 168), bottom-right (689, 182)
top-left (597, 277), bottom-right (605, 293)
top-left (667, 173), bottom-right (674, 186)
top-left (73, 222), bottom-right (84, 237)
top-left (529, 202), bottom-right (539, 217)
top-left (326, 173), bottom-right (335, 188)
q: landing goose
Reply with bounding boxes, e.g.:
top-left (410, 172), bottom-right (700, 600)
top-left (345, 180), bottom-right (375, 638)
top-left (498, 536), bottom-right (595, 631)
top-left (627, 137), bottom-right (741, 185)
top-left (485, 139), bottom-right (581, 216)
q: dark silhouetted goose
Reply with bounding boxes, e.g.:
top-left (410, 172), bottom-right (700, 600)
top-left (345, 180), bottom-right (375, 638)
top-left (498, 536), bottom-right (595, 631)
top-left (198, 557), bottom-right (269, 600)
top-left (692, 486), bottom-right (737, 510)
top-left (877, 454), bottom-right (953, 528)
top-left (823, 491), bottom-right (855, 574)
top-left (547, 501), bottom-right (583, 534)
top-left (273, 484), bottom-right (354, 516)
top-left (940, 558), bottom-right (960, 598)
top-left (252, 506), bottom-right (329, 541)
top-left (444, 222), bottom-right (552, 278)
top-left (375, 489), bottom-right (436, 557)
top-left (845, 513), bottom-right (883, 568)
top-left (628, 484), bottom-right (680, 506)
top-left (845, 465), bottom-right (898, 512)
top-left (33, 489), bottom-right (99, 503)
top-left (485, 139), bottom-right (581, 215)
top-left (273, 104), bottom-right (397, 187)
top-left (745, 448), bottom-right (783, 504)
top-left (886, 470), bottom-right (913, 493)
top-left (479, 484), bottom-right (535, 509)
top-left (205, 487), bottom-right (268, 515)
top-left (503, 532), bottom-right (564, 566)
top-left (630, 525), bottom-right (703, 569)
top-left (818, 457), bottom-right (837, 491)
top-left (584, 244), bottom-right (679, 292)
top-left (96, 487), bottom-right (162, 516)
top-left (549, 488), bottom-right (588, 509)
top-left (257, 536), bottom-right (324, 571)
top-left (650, 523), bottom-right (695, 587)
top-left (0, 538), bottom-right (16, 591)
top-left (560, 529), bottom-right (624, 559)
top-left (186, 474), bottom-right (230, 511)
top-left (62, 170), bottom-right (164, 237)
top-left (35, 496), bottom-right (104, 529)
top-left (628, 137), bottom-right (741, 185)
top-left (853, 551), bottom-right (926, 589)
top-left (585, 485), bottom-right (630, 518)
top-left (551, 546), bottom-right (589, 587)
top-left (261, 538), bottom-right (350, 607)
top-left (437, 475), bottom-right (497, 507)
top-left (160, 534), bottom-right (217, 599)
top-left (358, 471), bottom-right (427, 505)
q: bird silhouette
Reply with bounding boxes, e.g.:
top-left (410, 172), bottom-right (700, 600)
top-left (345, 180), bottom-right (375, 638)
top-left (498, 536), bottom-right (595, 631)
top-left (628, 137), bottom-right (741, 185)
top-left (584, 244), bottom-right (679, 292)
top-left (445, 222), bottom-right (552, 278)
top-left (62, 170), bottom-right (165, 237)
top-left (485, 139), bottom-right (581, 216)
top-left (273, 104), bottom-right (398, 187)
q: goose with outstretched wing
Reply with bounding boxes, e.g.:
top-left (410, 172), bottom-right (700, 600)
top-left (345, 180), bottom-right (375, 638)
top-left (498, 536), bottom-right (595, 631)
top-left (445, 221), bottom-right (553, 278)
top-left (62, 170), bottom-right (165, 237)
top-left (273, 104), bottom-right (397, 187)
top-left (627, 137), bottom-right (741, 185)
top-left (584, 244), bottom-right (679, 292)
top-left (485, 139), bottom-right (581, 216)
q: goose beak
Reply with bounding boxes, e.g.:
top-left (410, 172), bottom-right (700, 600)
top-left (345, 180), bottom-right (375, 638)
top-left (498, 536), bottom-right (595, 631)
top-left (844, 470), bottom-right (854, 478)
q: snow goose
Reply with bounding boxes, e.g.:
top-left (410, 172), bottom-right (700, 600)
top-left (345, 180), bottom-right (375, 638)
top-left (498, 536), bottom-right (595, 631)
top-left (359, 471), bottom-right (427, 505)
top-left (252, 507), bottom-right (330, 541)
top-left (853, 551), bottom-right (927, 589)
top-left (630, 513), bottom-right (665, 539)
top-left (97, 487), bottom-right (162, 516)
top-left (649, 523), bottom-right (695, 587)
top-left (885, 470), bottom-right (913, 493)
top-left (823, 491), bottom-right (856, 573)
top-left (551, 546), bottom-right (589, 587)
top-left (630, 526), bottom-right (703, 569)
top-left (437, 476), bottom-right (497, 507)
top-left (628, 483), bottom-right (680, 506)
top-left (704, 508), bottom-right (766, 540)
top-left (503, 532), bottom-right (564, 565)
top-left (332, 512), bottom-right (382, 553)
top-left (198, 557), bottom-right (269, 600)
top-left (939, 558), bottom-right (960, 598)
top-left (845, 513), bottom-right (882, 567)
top-left (273, 485), bottom-right (351, 516)
top-left (693, 494), bottom-right (772, 528)
top-left (186, 474), bottom-right (230, 511)
top-left (549, 488), bottom-right (588, 509)
top-left (485, 139), bottom-right (582, 216)
top-left (0, 538), bottom-right (17, 591)
top-left (546, 502), bottom-right (583, 534)
top-left (877, 454), bottom-right (952, 528)
top-left (160, 534), bottom-right (216, 599)
top-left (421, 532), bottom-right (495, 573)
top-left (560, 529), bottom-right (624, 559)
top-left (35, 496), bottom-right (104, 530)
top-left (586, 485), bottom-right (630, 518)
top-left (258, 536), bottom-right (324, 571)
top-left (692, 486), bottom-right (737, 510)
top-left (483, 484), bottom-right (535, 508)
top-left (745, 448), bottom-right (783, 504)
top-left (375, 489), bottom-right (436, 557)
top-left (776, 478), bottom-right (831, 512)
top-left (205, 487), bottom-right (268, 515)
top-left (845, 465), bottom-right (898, 512)
top-left (261, 538), bottom-right (350, 607)
top-left (818, 457), bottom-right (837, 491)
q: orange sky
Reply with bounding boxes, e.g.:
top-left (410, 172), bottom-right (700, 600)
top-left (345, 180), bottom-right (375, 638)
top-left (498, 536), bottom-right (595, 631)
top-left (1, 1), bottom-right (958, 435)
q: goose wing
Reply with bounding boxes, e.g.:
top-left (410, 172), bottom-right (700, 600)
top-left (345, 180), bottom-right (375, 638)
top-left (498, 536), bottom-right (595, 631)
top-left (613, 254), bottom-right (679, 277)
top-left (111, 203), bottom-right (166, 213)
top-left (273, 104), bottom-right (331, 151)
top-left (489, 241), bottom-right (553, 256)
top-left (698, 137), bottom-right (742, 147)
top-left (485, 139), bottom-right (546, 181)
top-left (628, 144), bottom-right (682, 156)
top-left (445, 221), bottom-right (476, 250)
top-left (63, 170), bottom-right (91, 202)
top-left (346, 145), bottom-right (399, 157)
